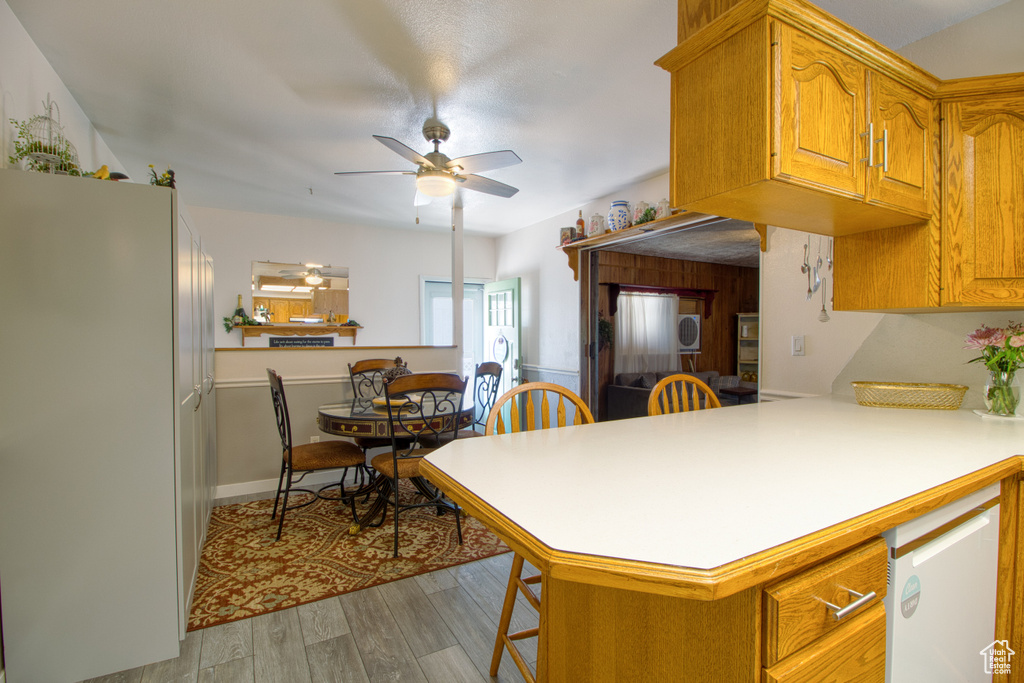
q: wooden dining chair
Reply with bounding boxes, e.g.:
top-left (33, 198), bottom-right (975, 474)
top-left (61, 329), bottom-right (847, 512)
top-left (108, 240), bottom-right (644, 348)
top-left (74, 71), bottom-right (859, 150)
top-left (266, 368), bottom-right (367, 541)
top-left (647, 373), bottom-right (722, 416)
top-left (353, 372), bottom-right (468, 557)
top-left (486, 382), bottom-right (595, 683)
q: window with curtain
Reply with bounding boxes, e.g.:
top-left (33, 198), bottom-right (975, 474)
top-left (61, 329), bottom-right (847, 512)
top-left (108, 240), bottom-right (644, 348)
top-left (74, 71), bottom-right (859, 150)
top-left (613, 292), bottom-right (682, 374)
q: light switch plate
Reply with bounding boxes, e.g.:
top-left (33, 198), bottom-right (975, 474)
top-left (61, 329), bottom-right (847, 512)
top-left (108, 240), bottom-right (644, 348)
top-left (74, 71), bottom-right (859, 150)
top-left (792, 335), bottom-right (805, 356)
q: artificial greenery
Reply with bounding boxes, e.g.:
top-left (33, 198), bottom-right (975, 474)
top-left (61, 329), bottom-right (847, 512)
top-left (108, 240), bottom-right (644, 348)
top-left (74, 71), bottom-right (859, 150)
top-left (8, 117), bottom-right (82, 175)
top-left (598, 315), bottom-right (614, 349)
top-left (223, 314), bottom-right (263, 332)
top-left (633, 206), bottom-right (657, 226)
top-left (148, 165), bottom-right (175, 187)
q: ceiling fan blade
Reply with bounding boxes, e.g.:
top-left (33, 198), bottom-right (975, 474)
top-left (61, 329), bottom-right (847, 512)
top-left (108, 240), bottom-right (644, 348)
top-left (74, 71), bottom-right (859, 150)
top-left (446, 150), bottom-right (522, 174)
top-left (319, 267), bottom-right (350, 278)
top-left (414, 189), bottom-right (432, 207)
top-left (333, 170), bottom-right (416, 176)
top-left (457, 174), bottom-right (519, 198)
top-left (373, 135), bottom-right (434, 168)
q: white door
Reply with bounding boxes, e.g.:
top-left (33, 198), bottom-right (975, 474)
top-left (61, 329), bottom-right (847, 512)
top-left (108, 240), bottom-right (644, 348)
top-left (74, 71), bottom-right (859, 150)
top-left (484, 278), bottom-right (521, 397)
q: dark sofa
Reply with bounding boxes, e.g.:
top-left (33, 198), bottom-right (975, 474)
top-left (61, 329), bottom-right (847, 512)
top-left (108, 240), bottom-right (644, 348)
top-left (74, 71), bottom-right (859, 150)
top-left (606, 370), bottom-right (755, 420)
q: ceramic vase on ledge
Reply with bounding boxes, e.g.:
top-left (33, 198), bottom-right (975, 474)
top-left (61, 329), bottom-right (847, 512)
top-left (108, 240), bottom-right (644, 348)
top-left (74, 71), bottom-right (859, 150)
top-left (984, 370), bottom-right (1020, 416)
top-left (607, 200), bottom-right (630, 231)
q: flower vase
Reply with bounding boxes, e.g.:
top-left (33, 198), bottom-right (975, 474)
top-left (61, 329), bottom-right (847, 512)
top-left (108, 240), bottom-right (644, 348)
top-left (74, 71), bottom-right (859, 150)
top-left (983, 371), bottom-right (1020, 416)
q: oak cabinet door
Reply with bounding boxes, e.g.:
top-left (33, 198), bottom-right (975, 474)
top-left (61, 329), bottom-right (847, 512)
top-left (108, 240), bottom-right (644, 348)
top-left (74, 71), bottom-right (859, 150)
top-left (774, 21), bottom-right (866, 199)
top-left (942, 92), bottom-right (1024, 305)
top-left (866, 72), bottom-right (933, 216)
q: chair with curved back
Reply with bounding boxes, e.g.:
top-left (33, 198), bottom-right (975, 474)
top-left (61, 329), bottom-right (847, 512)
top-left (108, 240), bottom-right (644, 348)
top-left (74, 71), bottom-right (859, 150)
top-left (347, 358), bottom-right (409, 453)
top-left (266, 368), bottom-right (367, 541)
top-left (420, 361), bottom-right (503, 447)
top-left (486, 382), bottom-right (595, 682)
top-left (647, 373), bottom-right (722, 416)
top-left (352, 372), bottom-right (468, 557)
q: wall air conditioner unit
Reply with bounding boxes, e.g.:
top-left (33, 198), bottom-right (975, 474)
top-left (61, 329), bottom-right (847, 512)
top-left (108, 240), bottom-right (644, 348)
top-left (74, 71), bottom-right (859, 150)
top-left (677, 314), bottom-right (701, 353)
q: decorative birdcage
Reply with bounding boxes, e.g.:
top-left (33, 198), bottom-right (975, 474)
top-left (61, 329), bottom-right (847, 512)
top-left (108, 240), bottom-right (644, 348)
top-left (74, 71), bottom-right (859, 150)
top-left (11, 95), bottom-right (81, 175)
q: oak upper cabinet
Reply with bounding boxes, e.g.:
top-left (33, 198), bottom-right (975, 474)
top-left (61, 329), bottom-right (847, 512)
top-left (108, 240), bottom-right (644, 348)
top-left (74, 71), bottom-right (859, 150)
top-left (774, 22), bottom-right (866, 201)
top-left (941, 90), bottom-right (1024, 305)
top-left (657, 1), bottom-right (935, 236)
top-left (866, 71), bottom-right (933, 217)
top-left (834, 78), bottom-right (1024, 311)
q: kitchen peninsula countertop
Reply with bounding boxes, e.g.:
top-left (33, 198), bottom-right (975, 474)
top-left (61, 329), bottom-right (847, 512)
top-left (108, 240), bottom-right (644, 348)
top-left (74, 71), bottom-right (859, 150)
top-left (423, 394), bottom-right (1024, 598)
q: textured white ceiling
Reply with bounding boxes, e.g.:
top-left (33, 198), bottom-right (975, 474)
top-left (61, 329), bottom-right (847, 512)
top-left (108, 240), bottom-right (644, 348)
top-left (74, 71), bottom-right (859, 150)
top-left (7, 0), bottom-right (1020, 237)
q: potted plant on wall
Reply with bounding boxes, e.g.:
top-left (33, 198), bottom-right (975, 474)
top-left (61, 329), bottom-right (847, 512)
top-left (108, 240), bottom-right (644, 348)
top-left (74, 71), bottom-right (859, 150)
top-left (598, 314), bottom-right (614, 351)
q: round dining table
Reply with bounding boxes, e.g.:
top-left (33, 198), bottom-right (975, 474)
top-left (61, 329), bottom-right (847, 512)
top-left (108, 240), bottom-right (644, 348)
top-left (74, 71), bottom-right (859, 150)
top-left (317, 396), bottom-right (477, 536)
top-left (317, 396), bottom-right (476, 440)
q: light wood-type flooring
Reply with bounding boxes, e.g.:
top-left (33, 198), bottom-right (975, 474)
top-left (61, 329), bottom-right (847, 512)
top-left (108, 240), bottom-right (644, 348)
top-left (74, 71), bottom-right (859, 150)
top-left (81, 552), bottom-right (538, 683)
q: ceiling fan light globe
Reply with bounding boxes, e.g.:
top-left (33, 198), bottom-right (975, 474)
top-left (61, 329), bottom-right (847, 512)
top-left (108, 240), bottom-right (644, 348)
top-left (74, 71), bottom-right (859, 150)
top-left (305, 273), bottom-right (324, 285)
top-left (416, 171), bottom-right (456, 197)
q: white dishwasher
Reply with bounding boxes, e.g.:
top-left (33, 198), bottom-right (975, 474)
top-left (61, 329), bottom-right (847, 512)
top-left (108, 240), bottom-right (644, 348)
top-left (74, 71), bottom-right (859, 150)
top-left (883, 483), bottom-right (1001, 682)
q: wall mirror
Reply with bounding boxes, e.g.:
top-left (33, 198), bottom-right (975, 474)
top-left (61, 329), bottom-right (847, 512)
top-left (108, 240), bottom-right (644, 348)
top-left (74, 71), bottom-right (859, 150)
top-left (251, 261), bottom-right (349, 323)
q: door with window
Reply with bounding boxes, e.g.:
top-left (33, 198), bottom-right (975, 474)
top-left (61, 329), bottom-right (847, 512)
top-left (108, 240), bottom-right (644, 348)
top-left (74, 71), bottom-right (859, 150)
top-left (484, 278), bottom-right (521, 398)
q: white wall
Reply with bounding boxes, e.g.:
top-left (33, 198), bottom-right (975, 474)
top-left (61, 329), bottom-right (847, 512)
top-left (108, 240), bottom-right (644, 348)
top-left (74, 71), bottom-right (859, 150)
top-left (190, 205), bottom-right (497, 348)
top-left (496, 173), bottom-right (672, 374)
top-left (760, 226), bottom-right (883, 398)
top-left (0, 0), bottom-right (119, 174)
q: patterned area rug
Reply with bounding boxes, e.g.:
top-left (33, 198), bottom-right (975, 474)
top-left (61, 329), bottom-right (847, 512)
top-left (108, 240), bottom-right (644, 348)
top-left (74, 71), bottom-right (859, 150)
top-left (188, 482), bottom-right (508, 630)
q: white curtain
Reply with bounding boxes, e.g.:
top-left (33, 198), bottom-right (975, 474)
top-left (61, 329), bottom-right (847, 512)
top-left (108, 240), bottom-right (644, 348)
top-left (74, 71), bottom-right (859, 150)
top-left (613, 292), bottom-right (682, 374)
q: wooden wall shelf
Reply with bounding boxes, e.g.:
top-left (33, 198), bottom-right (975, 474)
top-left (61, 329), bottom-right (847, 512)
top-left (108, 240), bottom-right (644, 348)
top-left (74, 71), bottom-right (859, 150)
top-left (238, 324), bottom-right (361, 346)
top-left (558, 210), bottom-right (766, 280)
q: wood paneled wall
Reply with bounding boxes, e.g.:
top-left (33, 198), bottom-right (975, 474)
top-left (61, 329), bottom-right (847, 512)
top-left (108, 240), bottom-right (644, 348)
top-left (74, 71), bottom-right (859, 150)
top-left (595, 251), bottom-right (758, 418)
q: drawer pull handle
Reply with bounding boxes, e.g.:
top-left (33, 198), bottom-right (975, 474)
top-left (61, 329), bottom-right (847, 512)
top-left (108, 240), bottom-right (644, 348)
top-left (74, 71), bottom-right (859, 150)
top-left (825, 589), bottom-right (876, 621)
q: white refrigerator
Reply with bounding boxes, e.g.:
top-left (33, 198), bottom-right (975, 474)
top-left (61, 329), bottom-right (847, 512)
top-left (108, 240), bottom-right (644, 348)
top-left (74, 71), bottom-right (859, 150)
top-left (884, 483), bottom-right (1001, 682)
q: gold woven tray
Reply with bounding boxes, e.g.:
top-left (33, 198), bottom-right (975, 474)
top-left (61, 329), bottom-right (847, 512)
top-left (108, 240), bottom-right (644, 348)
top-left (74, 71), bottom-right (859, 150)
top-left (851, 381), bottom-right (968, 410)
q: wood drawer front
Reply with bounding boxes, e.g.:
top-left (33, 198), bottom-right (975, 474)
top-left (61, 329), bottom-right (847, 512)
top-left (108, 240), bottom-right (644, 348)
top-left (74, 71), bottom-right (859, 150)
top-left (763, 538), bottom-right (887, 666)
top-left (762, 602), bottom-right (886, 683)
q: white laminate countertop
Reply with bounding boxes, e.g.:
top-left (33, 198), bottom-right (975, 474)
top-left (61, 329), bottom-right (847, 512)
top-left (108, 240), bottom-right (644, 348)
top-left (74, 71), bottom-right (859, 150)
top-left (424, 394), bottom-right (1024, 571)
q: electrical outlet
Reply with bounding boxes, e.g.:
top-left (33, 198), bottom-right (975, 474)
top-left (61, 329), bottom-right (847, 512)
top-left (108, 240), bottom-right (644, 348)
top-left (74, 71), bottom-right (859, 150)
top-left (309, 435), bottom-right (320, 443)
top-left (792, 335), bottom-right (805, 356)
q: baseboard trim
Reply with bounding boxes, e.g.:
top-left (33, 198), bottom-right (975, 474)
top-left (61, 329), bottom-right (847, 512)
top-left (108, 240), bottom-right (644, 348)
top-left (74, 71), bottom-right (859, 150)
top-left (215, 468), bottom-right (349, 504)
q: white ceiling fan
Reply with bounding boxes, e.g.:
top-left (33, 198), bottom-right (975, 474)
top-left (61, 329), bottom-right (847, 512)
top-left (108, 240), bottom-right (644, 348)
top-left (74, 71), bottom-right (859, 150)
top-left (335, 119), bottom-right (522, 206)
top-left (277, 264), bottom-right (349, 285)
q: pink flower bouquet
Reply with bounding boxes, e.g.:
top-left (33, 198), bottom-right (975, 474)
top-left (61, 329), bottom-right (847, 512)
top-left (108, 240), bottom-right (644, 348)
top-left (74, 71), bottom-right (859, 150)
top-left (965, 322), bottom-right (1024, 415)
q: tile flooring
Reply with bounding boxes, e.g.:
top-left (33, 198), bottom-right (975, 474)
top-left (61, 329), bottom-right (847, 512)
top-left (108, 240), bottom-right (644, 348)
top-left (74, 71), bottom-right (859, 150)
top-left (81, 553), bottom-right (538, 683)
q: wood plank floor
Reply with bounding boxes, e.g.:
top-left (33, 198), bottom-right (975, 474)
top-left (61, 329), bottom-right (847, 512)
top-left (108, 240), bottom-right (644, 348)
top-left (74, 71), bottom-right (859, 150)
top-left (81, 553), bottom-right (539, 683)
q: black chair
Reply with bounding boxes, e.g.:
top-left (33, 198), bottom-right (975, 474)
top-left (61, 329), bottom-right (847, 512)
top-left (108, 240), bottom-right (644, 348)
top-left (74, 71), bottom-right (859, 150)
top-left (347, 358), bottom-right (411, 453)
top-left (420, 361), bottom-right (502, 447)
top-left (267, 368), bottom-right (367, 541)
top-left (351, 372), bottom-right (468, 557)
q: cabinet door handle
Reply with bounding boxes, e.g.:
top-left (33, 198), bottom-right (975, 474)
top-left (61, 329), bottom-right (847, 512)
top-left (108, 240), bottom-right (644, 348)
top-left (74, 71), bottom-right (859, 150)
top-left (825, 589), bottom-right (876, 620)
top-left (859, 123), bottom-right (875, 168)
top-left (878, 128), bottom-right (889, 173)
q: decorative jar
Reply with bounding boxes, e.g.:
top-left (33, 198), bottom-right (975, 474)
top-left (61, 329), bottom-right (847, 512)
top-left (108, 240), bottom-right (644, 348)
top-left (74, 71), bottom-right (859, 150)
top-left (983, 370), bottom-right (1020, 416)
top-left (607, 200), bottom-right (630, 231)
top-left (632, 201), bottom-right (650, 224)
top-left (589, 213), bottom-right (605, 236)
top-left (656, 198), bottom-right (671, 219)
